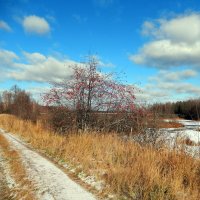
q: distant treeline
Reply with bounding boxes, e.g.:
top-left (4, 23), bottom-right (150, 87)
top-left (151, 99), bottom-right (200, 120)
top-left (0, 85), bottom-right (39, 121)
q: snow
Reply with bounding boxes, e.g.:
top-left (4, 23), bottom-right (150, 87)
top-left (162, 119), bottom-right (200, 143)
top-left (0, 130), bottom-right (96, 200)
top-left (176, 119), bottom-right (200, 126)
top-left (58, 161), bottom-right (104, 191)
top-left (164, 119), bottom-right (200, 126)
top-left (78, 171), bottom-right (104, 191)
top-left (181, 129), bottom-right (200, 143)
top-left (161, 119), bottom-right (200, 158)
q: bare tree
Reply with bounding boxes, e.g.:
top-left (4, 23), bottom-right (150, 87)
top-left (2, 91), bottom-right (12, 113)
top-left (0, 94), bottom-right (3, 113)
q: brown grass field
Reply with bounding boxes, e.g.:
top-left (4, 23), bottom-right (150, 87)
top-left (0, 114), bottom-right (199, 200)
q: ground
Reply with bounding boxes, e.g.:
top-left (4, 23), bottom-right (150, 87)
top-left (0, 129), bottom-right (96, 200)
top-left (0, 150), bottom-right (13, 200)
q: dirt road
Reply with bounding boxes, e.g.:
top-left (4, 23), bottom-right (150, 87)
top-left (0, 129), bottom-right (96, 200)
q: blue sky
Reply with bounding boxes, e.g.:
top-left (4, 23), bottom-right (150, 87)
top-left (1, 0), bottom-right (200, 103)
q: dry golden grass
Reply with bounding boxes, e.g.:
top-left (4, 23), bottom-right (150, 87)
top-left (158, 121), bottom-right (184, 129)
top-left (0, 129), bottom-right (36, 200)
top-left (0, 114), bottom-right (200, 199)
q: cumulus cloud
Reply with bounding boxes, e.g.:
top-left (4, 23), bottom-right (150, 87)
top-left (141, 21), bottom-right (155, 36)
top-left (0, 49), bottom-right (84, 83)
top-left (10, 58), bottom-right (73, 83)
top-left (136, 69), bottom-right (200, 103)
top-left (22, 15), bottom-right (50, 35)
top-left (130, 40), bottom-right (200, 68)
top-left (142, 14), bottom-right (200, 44)
top-left (155, 81), bottom-right (200, 95)
top-left (11, 53), bottom-right (82, 82)
top-left (136, 82), bottom-right (200, 103)
top-left (23, 52), bottom-right (46, 63)
top-left (0, 20), bottom-right (12, 32)
top-left (171, 83), bottom-right (200, 95)
top-left (135, 91), bottom-right (170, 104)
top-left (131, 13), bottom-right (200, 68)
top-left (0, 49), bottom-right (19, 81)
top-left (149, 69), bottom-right (197, 82)
top-left (0, 49), bottom-right (116, 83)
top-left (0, 49), bottom-right (18, 66)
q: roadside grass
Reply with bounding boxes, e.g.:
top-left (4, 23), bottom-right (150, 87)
top-left (0, 157), bottom-right (14, 200)
top-left (0, 114), bottom-right (200, 199)
top-left (0, 129), bottom-right (36, 200)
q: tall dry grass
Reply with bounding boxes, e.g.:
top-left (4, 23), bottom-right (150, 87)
top-left (0, 114), bottom-right (200, 199)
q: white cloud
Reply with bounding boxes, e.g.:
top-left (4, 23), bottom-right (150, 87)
top-left (26, 86), bottom-right (50, 103)
top-left (136, 82), bottom-right (200, 103)
top-left (155, 81), bottom-right (200, 98)
top-left (135, 86), bottom-right (170, 104)
top-left (23, 52), bottom-right (46, 64)
top-left (99, 60), bottom-right (115, 67)
top-left (149, 69), bottom-right (197, 82)
top-left (130, 40), bottom-right (200, 68)
top-left (0, 49), bottom-right (115, 83)
top-left (10, 53), bottom-right (81, 82)
top-left (0, 49), bottom-right (19, 81)
top-left (141, 21), bottom-right (155, 36)
top-left (0, 49), bottom-right (18, 66)
top-left (135, 68), bottom-right (200, 103)
top-left (142, 14), bottom-right (200, 44)
top-left (22, 15), bottom-right (50, 35)
top-left (0, 20), bottom-right (12, 32)
top-left (131, 13), bottom-right (200, 68)
top-left (0, 49), bottom-right (85, 83)
top-left (159, 14), bottom-right (200, 44)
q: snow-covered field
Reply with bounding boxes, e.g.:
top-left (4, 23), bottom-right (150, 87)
top-left (176, 119), bottom-right (200, 127)
top-left (0, 129), bottom-right (96, 200)
top-left (162, 119), bottom-right (200, 157)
